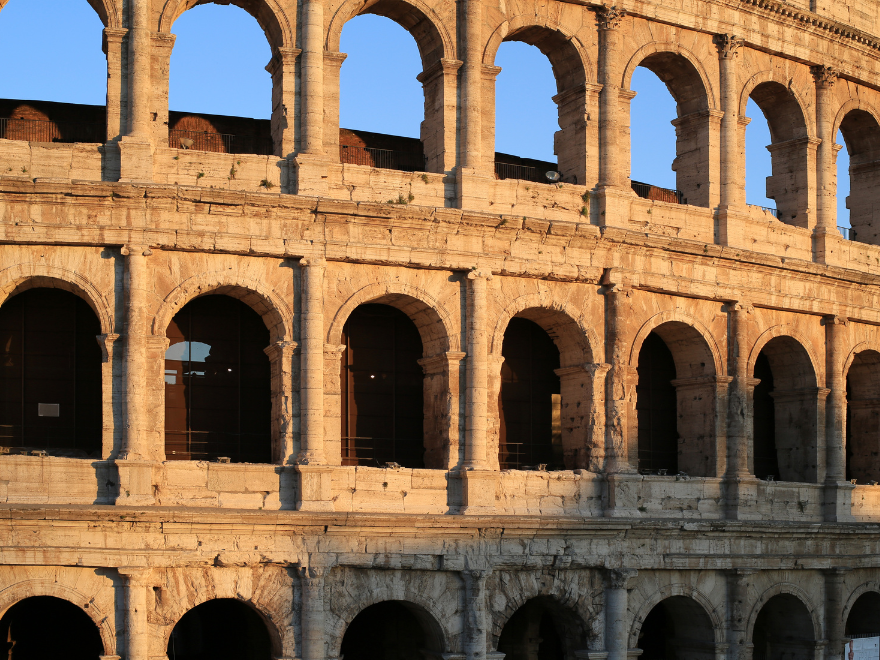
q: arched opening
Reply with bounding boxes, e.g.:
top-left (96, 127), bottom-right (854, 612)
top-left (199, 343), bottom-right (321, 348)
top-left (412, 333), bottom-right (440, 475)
top-left (752, 594), bottom-right (816, 660)
top-left (746, 82), bottom-right (810, 227)
top-left (0, 288), bottom-right (102, 457)
top-left (499, 317), bottom-right (562, 470)
top-left (751, 336), bottom-right (820, 483)
top-left (635, 596), bottom-right (716, 660)
top-left (168, 598), bottom-right (272, 660)
top-left (0, 595), bottom-right (103, 660)
top-left (164, 295), bottom-right (271, 463)
top-left (340, 601), bottom-right (444, 660)
top-left (167, 4), bottom-right (274, 155)
top-left (338, 15), bottom-right (426, 172)
top-left (340, 304), bottom-right (425, 468)
top-left (838, 110), bottom-right (880, 244)
top-left (629, 53), bottom-right (712, 207)
top-left (744, 98), bottom-right (776, 216)
top-left (497, 596), bottom-right (587, 660)
top-left (846, 592), bottom-right (880, 636)
top-left (846, 350), bottom-right (880, 483)
top-left (836, 128), bottom-right (851, 239)
top-left (0, 0), bottom-right (107, 144)
top-left (493, 27), bottom-right (588, 185)
top-left (635, 323), bottom-right (719, 477)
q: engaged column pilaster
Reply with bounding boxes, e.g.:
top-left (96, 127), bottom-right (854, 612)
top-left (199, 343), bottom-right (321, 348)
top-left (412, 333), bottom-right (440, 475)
top-left (812, 65), bottom-right (841, 264)
top-left (119, 567), bottom-right (153, 660)
top-left (824, 314), bottom-right (854, 521)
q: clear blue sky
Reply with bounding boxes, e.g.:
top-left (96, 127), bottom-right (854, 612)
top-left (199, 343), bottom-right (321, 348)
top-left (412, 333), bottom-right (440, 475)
top-left (0, 0), bottom-right (850, 226)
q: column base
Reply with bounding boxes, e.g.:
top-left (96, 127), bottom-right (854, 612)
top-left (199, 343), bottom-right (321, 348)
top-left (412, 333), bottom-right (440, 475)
top-left (118, 136), bottom-right (153, 183)
top-left (113, 459), bottom-right (157, 505)
top-left (455, 167), bottom-right (497, 213)
top-left (603, 472), bottom-right (642, 518)
top-left (596, 185), bottom-right (635, 228)
top-left (459, 469), bottom-right (499, 515)
top-left (292, 153), bottom-right (333, 197)
top-left (824, 480), bottom-right (855, 522)
top-left (295, 464), bottom-right (335, 512)
top-left (723, 475), bottom-right (761, 520)
top-left (813, 226), bottom-right (844, 266)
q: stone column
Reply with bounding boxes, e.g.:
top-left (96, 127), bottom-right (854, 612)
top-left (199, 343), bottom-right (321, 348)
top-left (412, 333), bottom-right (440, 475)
top-left (462, 271), bottom-right (497, 512)
top-left (605, 569), bottom-right (638, 660)
top-left (264, 340), bottom-right (299, 464)
top-left (296, 258), bottom-right (333, 511)
top-left (727, 569), bottom-right (756, 660)
top-left (824, 315), bottom-right (853, 521)
top-left (417, 59), bottom-right (463, 173)
top-left (98, 333), bottom-right (122, 460)
top-left (461, 0), bottom-right (483, 170)
top-left (714, 34), bottom-right (744, 210)
top-left (603, 284), bottom-right (633, 474)
top-left (103, 28), bottom-right (127, 143)
top-left (299, 566), bottom-right (327, 660)
top-left (462, 570), bottom-right (491, 660)
top-left (119, 567), bottom-right (152, 660)
top-left (300, 0), bottom-right (324, 155)
top-left (322, 52), bottom-right (348, 162)
top-left (266, 47), bottom-right (302, 158)
top-left (824, 568), bottom-right (849, 660)
top-left (119, 0), bottom-right (153, 181)
top-left (812, 66), bottom-right (840, 234)
top-left (597, 6), bottom-right (626, 190)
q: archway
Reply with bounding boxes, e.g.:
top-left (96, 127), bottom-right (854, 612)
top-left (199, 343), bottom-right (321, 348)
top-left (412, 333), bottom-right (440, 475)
top-left (746, 82), bottom-right (810, 227)
top-left (629, 51), bottom-right (712, 207)
top-left (635, 322), bottom-right (719, 477)
top-left (0, 0), bottom-right (107, 143)
top-left (635, 596), bottom-right (716, 660)
top-left (168, 598), bottom-right (272, 660)
top-left (751, 336), bottom-right (819, 483)
top-left (846, 350), bottom-right (880, 483)
top-left (340, 304), bottom-right (425, 468)
top-left (164, 295), bottom-right (272, 463)
top-left (167, 4), bottom-right (274, 156)
top-left (751, 594), bottom-right (817, 660)
top-left (499, 317), bottom-right (562, 470)
top-left (492, 25), bottom-right (589, 185)
top-left (340, 600), bottom-right (444, 660)
top-left (0, 288), bottom-right (102, 457)
top-left (846, 591), bottom-right (880, 636)
top-left (838, 109), bottom-right (880, 245)
top-left (497, 596), bottom-right (587, 660)
top-left (0, 595), bottom-right (103, 660)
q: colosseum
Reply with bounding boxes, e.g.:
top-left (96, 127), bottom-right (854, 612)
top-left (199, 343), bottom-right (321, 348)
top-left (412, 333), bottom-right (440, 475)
top-left (2, 0), bottom-right (880, 657)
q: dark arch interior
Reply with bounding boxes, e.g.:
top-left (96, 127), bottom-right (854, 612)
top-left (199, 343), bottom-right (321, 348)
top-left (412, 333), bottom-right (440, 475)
top-left (752, 594), bottom-right (815, 660)
top-left (341, 303), bottom-right (425, 468)
top-left (497, 596), bottom-right (586, 660)
top-left (0, 595), bottom-right (103, 660)
top-left (846, 592), bottom-right (880, 636)
top-left (753, 352), bottom-right (778, 480)
top-left (340, 601), bottom-right (442, 660)
top-left (846, 350), bottom-right (880, 483)
top-left (0, 288), bottom-right (102, 457)
top-left (637, 596), bottom-right (715, 660)
top-left (168, 598), bottom-right (272, 660)
top-left (164, 295), bottom-right (271, 463)
top-left (499, 317), bottom-right (562, 470)
top-left (636, 332), bottom-right (678, 474)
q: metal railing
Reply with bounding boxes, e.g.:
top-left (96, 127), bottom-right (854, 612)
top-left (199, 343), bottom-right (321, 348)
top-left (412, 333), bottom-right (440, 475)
top-left (168, 129), bottom-right (274, 156)
top-left (749, 204), bottom-right (780, 218)
top-left (0, 116), bottom-right (103, 144)
top-left (839, 226), bottom-right (853, 240)
top-left (631, 180), bottom-right (685, 204)
top-left (339, 144), bottom-right (425, 172)
top-left (495, 161), bottom-right (546, 183)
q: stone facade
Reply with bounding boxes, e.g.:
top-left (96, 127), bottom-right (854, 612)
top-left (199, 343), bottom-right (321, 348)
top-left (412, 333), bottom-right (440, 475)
top-left (3, 0), bottom-right (880, 658)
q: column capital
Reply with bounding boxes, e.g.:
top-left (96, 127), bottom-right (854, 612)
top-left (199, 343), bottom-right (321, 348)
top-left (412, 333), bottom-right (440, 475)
top-left (596, 4), bottom-right (626, 30)
top-left (299, 256), bottom-right (326, 268)
top-left (118, 566), bottom-right (154, 585)
top-left (811, 65), bottom-right (840, 88)
top-left (823, 567), bottom-right (850, 577)
top-left (298, 565), bottom-right (329, 581)
top-left (462, 568), bottom-right (492, 583)
top-left (121, 245), bottom-right (153, 257)
top-left (725, 300), bottom-right (753, 314)
top-left (822, 314), bottom-right (848, 326)
top-left (727, 567), bottom-right (758, 579)
top-left (605, 568), bottom-right (638, 589)
top-left (714, 34), bottom-right (744, 59)
top-left (467, 269), bottom-right (494, 281)
top-left (264, 340), bottom-right (299, 359)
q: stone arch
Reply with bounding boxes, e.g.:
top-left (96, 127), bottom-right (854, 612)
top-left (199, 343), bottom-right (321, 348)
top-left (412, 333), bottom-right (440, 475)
top-left (328, 588), bottom-right (451, 658)
top-left (747, 325), bottom-right (821, 389)
top-left (628, 311), bottom-right (723, 378)
top-left (834, 100), bottom-right (880, 245)
top-left (152, 271), bottom-right (293, 344)
top-left (842, 582), bottom-right (880, 626)
top-left (0, 580), bottom-right (116, 655)
top-left (489, 293), bottom-right (599, 366)
top-left (833, 98), bottom-right (880, 145)
top-left (739, 71), bottom-right (814, 139)
top-left (628, 584), bottom-right (724, 647)
top-left (622, 42), bottom-right (716, 113)
top-left (843, 345), bottom-right (880, 482)
top-left (327, 282), bottom-right (457, 356)
top-left (746, 582), bottom-right (822, 646)
top-left (0, 0), bottom-right (120, 27)
top-left (161, 595), bottom-right (284, 658)
top-left (844, 341), bottom-right (880, 379)
top-left (158, 0), bottom-right (293, 50)
top-left (483, 16), bottom-right (593, 91)
top-left (326, 0), bottom-right (453, 67)
top-left (0, 264), bottom-right (114, 335)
